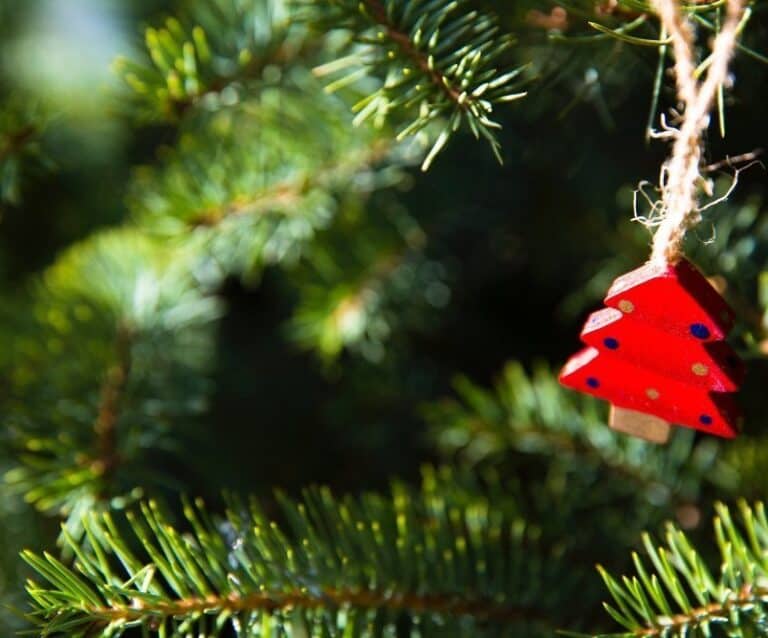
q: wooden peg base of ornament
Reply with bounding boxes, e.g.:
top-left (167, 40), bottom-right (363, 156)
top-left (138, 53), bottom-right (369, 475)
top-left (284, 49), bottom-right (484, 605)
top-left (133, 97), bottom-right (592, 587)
top-left (609, 405), bottom-right (671, 444)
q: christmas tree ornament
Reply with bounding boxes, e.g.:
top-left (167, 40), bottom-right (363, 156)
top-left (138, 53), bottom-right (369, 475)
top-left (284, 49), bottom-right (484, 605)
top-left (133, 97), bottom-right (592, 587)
top-left (558, 0), bottom-right (747, 443)
top-left (560, 258), bottom-right (744, 440)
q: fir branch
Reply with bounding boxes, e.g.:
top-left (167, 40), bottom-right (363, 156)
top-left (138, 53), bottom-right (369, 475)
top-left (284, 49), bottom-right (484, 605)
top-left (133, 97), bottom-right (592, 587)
top-left (91, 326), bottom-right (133, 483)
top-left (113, 0), bottom-right (304, 122)
top-left (188, 138), bottom-right (392, 229)
top-left (43, 585), bottom-right (542, 626)
top-left (0, 124), bottom-right (37, 164)
top-left (595, 501), bottom-right (768, 637)
top-left (621, 586), bottom-right (768, 638)
top-left (289, 249), bottom-right (406, 361)
top-left (0, 99), bottom-right (49, 205)
top-left (424, 362), bottom-right (731, 504)
top-left (2, 230), bottom-right (221, 534)
top-left (360, 0), bottom-right (463, 104)
top-left (130, 85), bottom-right (417, 283)
top-left (189, 181), bottom-right (305, 229)
top-left (22, 480), bottom-right (561, 637)
top-left (287, 207), bottom-right (446, 362)
top-left (305, 0), bottom-right (528, 169)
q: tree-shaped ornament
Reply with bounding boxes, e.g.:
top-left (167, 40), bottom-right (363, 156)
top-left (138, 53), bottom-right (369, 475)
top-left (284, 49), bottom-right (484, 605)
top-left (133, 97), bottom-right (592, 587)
top-left (556, 0), bottom-right (750, 444)
top-left (560, 258), bottom-right (744, 442)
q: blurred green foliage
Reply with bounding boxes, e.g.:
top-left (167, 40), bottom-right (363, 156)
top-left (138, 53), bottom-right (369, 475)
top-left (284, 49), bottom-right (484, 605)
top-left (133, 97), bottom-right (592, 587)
top-left (2, 230), bottom-right (221, 539)
top-left (0, 0), bottom-right (767, 636)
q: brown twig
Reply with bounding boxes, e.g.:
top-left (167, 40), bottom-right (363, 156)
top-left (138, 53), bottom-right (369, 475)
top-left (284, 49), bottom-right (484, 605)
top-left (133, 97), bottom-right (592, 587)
top-left (0, 125), bottom-right (37, 163)
top-left (191, 183), bottom-right (303, 227)
top-left (636, 584), bottom-right (768, 636)
top-left (92, 326), bottom-right (133, 481)
top-left (702, 149), bottom-right (763, 173)
top-left (190, 140), bottom-right (392, 227)
top-left (361, 0), bottom-right (463, 104)
top-left (85, 587), bottom-right (548, 627)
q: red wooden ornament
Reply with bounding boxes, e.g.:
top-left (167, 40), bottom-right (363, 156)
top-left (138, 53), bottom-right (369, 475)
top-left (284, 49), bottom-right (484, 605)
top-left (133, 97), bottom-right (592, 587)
top-left (559, 259), bottom-right (744, 439)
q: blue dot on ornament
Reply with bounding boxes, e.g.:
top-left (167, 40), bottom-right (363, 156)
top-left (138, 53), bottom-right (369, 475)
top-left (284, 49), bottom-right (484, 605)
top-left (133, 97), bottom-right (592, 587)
top-left (603, 337), bottom-right (620, 350)
top-left (690, 323), bottom-right (710, 339)
top-left (586, 377), bottom-right (600, 388)
top-left (699, 414), bottom-right (713, 426)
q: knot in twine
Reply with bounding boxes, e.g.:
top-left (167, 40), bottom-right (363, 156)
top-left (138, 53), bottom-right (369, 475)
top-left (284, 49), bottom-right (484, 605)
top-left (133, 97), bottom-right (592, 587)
top-left (648, 0), bottom-right (746, 267)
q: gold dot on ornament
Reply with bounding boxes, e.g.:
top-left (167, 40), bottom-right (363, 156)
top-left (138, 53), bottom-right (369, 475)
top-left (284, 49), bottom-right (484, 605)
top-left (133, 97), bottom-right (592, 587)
top-left (691, 362), bottom-right (709, 376)
top-left (618, 299), bottom-right (635, 313)
top-left (646, 388), bottom-right (660, 400)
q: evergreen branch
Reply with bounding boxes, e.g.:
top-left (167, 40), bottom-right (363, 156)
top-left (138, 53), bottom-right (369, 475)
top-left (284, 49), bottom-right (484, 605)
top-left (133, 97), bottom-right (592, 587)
top-left (2, 230), bottom-right (221, 534)
top-left (304, 0), bottom-right (527, 169)
top-left (113, 0), bottom-right (303, 121)
top-left (23, 479), bottom-right (561, 637)
top-left (0, 124), bottom-right (37, 164)
top-left (588, 20), bottom-right (672, 45)
top-left (287, 208), bottom-right (448, 362)
top-left (187, 138), bottom-right (392, 229)
top-left (41, 585), bottom-right (540, 625)
top-left (361, 0), bottom-right (463, 103)
top-left (91, 326), bottom-right (133, 483)
top-left (594, 501), bottom-right (768, 637)
top-left (289, 248), bottom-right (408, 361)
top-left (0, 99), bottom-right (49, 205)
top-left (131, 84), bottom-right (418, 283)
top-left (424, 362), bottom-right (731, 504)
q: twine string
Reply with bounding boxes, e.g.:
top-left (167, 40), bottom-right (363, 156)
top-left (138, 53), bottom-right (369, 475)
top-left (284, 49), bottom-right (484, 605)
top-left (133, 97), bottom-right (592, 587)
top-left (648, 0), bottom-right (746, 266)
